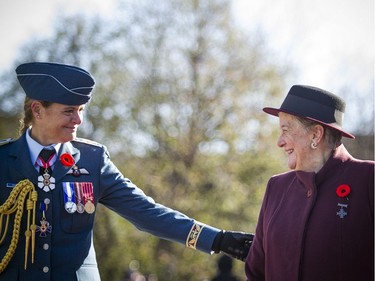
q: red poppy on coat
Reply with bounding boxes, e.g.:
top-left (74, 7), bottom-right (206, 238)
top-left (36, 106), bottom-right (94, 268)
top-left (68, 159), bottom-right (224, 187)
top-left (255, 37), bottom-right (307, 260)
top-left (336, 184), bottom-right (351, 197)
top-left (60, 153), bottom-right (75, 167)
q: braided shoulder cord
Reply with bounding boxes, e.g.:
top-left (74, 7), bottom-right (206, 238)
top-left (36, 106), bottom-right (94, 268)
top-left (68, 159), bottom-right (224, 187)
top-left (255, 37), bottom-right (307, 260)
top-left (0, 179), bottom-right (37, 273)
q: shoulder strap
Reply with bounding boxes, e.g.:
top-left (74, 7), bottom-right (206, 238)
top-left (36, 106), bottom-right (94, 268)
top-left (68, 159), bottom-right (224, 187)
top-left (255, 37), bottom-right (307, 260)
top-left (72, 137), bottom-right (102, 147)
top-left (0, 138), bottom-right (15, 146)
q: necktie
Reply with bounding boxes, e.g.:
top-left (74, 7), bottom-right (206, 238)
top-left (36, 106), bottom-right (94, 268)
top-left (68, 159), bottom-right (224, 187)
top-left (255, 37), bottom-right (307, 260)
top-left (38, 148), bottom-right (55, 173)
top-left (36, 148), bottom-right (56, 192)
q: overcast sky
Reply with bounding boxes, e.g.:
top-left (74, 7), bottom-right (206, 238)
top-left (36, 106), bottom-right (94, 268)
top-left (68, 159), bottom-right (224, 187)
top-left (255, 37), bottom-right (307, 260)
top-left (0, 0), bottom-right (373, 130)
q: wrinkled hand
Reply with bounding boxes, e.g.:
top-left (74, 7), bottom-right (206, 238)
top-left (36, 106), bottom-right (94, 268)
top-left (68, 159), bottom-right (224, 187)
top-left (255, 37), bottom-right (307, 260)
top-left (212, 230), bottom-right (254, 261)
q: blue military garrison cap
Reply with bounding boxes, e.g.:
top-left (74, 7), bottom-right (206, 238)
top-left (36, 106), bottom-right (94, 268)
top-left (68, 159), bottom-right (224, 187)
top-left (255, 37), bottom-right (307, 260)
top-left (16, 62), bottom-right (95, 105)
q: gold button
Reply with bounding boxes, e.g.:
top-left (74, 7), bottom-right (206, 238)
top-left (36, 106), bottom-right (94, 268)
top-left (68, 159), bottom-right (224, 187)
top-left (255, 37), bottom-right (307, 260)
top-left (43, 266), bottom-right (49, 273)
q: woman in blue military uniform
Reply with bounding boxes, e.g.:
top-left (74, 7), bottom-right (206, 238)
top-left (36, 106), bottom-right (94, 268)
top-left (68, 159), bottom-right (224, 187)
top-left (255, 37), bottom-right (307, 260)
top-left (0, 62), bottom-right (253, 281)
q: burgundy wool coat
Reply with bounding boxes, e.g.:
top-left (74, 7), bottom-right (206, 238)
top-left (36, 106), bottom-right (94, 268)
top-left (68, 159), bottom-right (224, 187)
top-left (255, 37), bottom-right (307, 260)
top-left (245, 144), bottom-right (374, 281)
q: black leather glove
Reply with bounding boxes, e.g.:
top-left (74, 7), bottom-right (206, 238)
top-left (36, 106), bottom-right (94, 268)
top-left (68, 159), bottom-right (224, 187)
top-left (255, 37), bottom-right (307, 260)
top-left (212, 230), bottom-right (254, 261)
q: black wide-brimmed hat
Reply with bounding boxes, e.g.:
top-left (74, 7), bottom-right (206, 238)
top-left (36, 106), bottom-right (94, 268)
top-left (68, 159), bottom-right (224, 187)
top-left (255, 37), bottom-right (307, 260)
top-left (263, 85), bottom-right (355, 139)
top-left (16, 62), bottom-right (95, 105)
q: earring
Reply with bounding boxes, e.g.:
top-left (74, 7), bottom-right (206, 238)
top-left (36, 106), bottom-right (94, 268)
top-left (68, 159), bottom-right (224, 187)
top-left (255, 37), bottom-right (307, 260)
top-left (311, 142), bottom-right (317, 149)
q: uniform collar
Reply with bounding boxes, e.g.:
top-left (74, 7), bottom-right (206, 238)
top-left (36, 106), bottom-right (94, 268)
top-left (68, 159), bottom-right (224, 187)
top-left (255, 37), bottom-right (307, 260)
top-left (26, 127), bottom-right (61, 167)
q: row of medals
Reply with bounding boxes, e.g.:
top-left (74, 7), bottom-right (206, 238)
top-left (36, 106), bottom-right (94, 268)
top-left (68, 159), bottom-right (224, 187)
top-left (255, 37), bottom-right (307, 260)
top-left (65, 198), bottom-right (95, 214)
top-left (63, 182), bottom-right (95, 214)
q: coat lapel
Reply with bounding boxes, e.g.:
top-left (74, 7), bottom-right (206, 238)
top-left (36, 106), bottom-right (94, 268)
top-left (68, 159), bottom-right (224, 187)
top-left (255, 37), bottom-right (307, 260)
top-left (53, 142), bottom-right (80, 182)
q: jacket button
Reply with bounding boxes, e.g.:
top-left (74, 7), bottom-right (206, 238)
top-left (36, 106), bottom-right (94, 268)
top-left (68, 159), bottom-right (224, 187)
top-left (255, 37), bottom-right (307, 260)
top-left (43, 243), bottom-right (49, 250)
top-left (43, 266), bottom-right (49, 273)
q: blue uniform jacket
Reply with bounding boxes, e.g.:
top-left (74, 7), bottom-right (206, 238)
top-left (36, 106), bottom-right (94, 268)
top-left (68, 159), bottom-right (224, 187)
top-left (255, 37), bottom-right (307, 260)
top-left (0, 133), bottom-right (220, 281)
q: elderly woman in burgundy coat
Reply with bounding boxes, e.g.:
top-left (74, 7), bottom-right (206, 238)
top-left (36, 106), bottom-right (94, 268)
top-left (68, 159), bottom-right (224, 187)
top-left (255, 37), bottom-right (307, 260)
top-left (245, 85), bottom-right (374, 281)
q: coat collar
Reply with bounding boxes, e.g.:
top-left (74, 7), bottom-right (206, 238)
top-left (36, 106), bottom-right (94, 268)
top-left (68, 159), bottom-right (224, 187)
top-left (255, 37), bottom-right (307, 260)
top-left (315, 144), bottom-right (352, 186)
top-left (294, 144), bottom-right (352, 189)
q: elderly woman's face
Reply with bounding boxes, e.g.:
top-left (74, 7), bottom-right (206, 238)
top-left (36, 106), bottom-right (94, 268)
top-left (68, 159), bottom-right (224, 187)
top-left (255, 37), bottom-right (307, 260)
top-left (277, 112), bottom-right (313, 171)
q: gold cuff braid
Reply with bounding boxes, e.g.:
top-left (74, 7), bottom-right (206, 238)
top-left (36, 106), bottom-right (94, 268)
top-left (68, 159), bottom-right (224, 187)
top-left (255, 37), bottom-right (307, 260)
top-left (0, 179), bottom-right (37, 273)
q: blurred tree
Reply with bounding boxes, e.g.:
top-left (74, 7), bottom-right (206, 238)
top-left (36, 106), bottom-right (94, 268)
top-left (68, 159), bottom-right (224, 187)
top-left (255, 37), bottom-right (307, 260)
top-left (99, 1), bottom-right (287, 279)
top-left (0, 0), bottom-right (372, 280)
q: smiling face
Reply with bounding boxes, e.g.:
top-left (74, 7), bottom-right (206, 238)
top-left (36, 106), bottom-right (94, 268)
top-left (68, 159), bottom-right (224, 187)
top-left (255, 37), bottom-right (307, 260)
top-left (277, 112), bottom-right (315, 171)
top-left (30, 101), bottom-right (85, 145)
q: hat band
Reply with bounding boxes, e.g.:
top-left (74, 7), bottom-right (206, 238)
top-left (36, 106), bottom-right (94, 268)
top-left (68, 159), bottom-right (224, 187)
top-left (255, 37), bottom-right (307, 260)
top-left (280, 94), bottom-right (344, 128)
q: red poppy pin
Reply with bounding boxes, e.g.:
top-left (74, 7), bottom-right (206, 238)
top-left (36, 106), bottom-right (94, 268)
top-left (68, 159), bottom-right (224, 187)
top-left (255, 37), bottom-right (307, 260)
top-left (336, 184), bottom-right (351, 198)
top-left (60, 153), bottom-right (75, 167)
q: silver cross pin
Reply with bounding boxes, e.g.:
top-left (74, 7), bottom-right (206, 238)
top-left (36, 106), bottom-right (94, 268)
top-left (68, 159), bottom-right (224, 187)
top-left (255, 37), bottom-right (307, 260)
top-left (336, 203), bottom-right (348, 219)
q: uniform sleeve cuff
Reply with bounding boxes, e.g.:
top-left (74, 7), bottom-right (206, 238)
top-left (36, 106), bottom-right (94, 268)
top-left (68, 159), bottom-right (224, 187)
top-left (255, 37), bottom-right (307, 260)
top-left (185, 221), bottom-right (221, 254)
